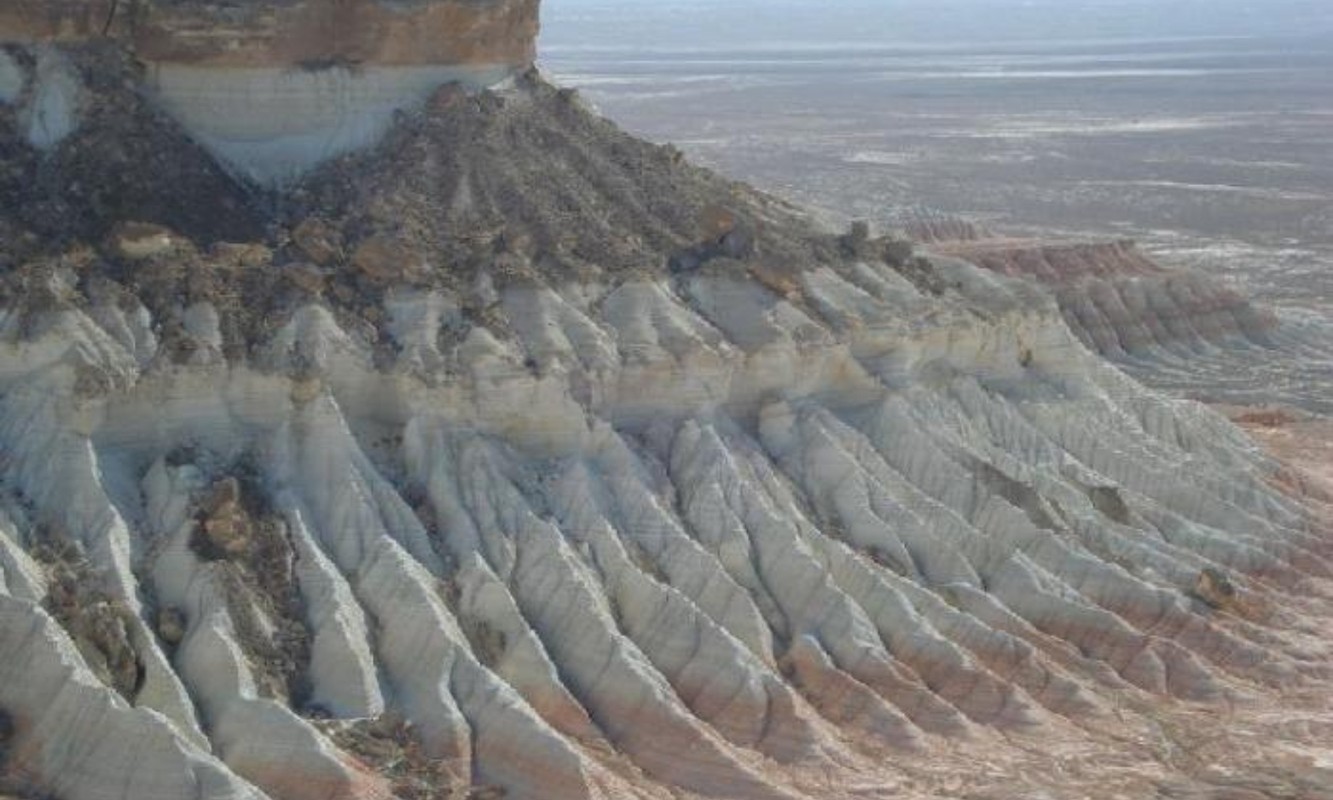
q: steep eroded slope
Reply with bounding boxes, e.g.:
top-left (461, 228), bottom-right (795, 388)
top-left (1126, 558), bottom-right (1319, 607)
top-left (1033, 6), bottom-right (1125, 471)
top-left (0, 10), bottom-right (1331, 800)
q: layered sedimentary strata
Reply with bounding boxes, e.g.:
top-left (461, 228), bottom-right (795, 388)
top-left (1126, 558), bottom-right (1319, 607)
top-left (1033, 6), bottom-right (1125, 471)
top-left (933, 237), bottom-right (1278, 354)
top-left (2, 5), bottom-right (1332, 799)
top-left (0, 0), bottom-right (538, 66)
top-left (1, 77), bottom-right (1332, 799)
top-left (0, 0), bottom-right (539, 182)
top-left (932, 234), bottom-right (1333, 414)
top-left (1, 209), bottom-right (1331, 799)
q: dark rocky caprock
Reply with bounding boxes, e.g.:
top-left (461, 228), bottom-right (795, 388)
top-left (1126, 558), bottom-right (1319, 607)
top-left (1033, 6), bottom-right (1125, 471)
top-left (2, 3), bottom-right (1332, 800)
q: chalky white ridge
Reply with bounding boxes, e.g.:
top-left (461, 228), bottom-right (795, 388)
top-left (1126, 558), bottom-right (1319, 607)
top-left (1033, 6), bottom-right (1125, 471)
top-left (0, 251), bottom-right (1326, 800)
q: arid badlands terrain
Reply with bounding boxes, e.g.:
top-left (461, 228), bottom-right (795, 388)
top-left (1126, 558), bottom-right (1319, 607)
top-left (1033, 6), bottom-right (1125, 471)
top-left (0, 1), bottom-right (1331, 799)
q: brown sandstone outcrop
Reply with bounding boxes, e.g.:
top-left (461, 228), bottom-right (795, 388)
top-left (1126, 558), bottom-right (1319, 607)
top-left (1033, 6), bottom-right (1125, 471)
top-left (1, 1), bottom-right (542, 183)
top-left (0, 0), bottom-right (539, 69)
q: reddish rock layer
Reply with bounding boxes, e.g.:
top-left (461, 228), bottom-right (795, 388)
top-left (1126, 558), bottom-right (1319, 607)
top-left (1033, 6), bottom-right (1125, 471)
top-left (934, 237), bottom-right (1280, 357)
top-left (934, 239), bottom-right (1163, 283)
top-left (0, 0), bottom-right (539, 68)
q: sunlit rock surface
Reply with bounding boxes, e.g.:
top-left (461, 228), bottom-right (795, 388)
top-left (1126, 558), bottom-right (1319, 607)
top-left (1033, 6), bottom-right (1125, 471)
top-left (0, 232), bottom-right (1330, 798)
top-left (935, 236), bottom-right (1333, 414)
top-left (1, 4), bottom-right (1332, 800)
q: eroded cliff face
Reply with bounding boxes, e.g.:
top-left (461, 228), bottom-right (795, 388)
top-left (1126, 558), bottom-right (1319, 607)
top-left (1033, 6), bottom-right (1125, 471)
top-left (1, 4), bottom-right (1332, 800)
top-left (0, 0), bottom-right (539, 182)
top-left (928, 231), bottom-right (1333, 414)
top-left (1, 0), bottom-right (539, 66)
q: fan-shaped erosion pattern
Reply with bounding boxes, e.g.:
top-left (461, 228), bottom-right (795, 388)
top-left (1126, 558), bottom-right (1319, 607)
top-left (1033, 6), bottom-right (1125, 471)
top-left (1, 3), bottom-right (1332, 800)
